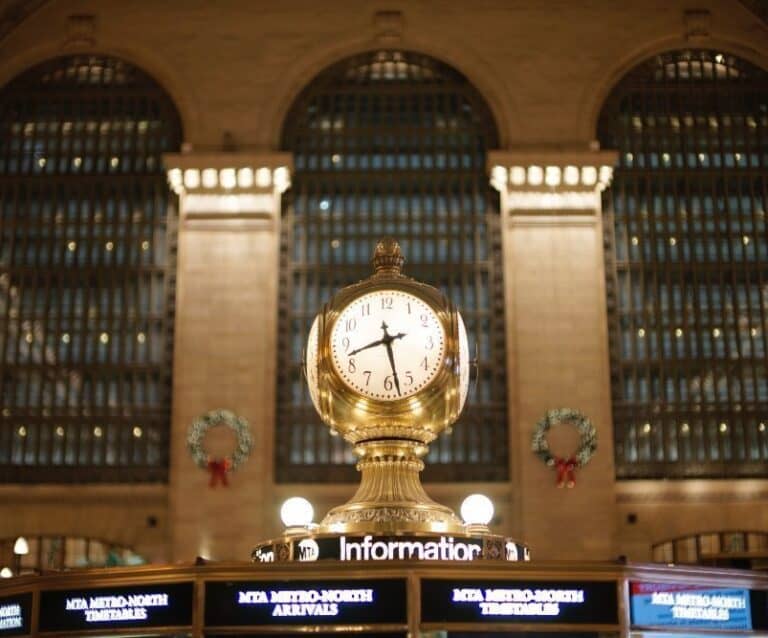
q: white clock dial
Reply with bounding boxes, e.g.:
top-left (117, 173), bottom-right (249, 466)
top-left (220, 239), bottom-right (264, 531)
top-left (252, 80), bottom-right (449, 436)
top-left (330, 290), bottom-right (446, 401)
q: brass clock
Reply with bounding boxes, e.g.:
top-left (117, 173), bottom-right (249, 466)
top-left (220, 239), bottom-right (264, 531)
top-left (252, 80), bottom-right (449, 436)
top-left (305, 238), bottom-right (470, 534)
top-left (305, 238), bottom-right (469, 446)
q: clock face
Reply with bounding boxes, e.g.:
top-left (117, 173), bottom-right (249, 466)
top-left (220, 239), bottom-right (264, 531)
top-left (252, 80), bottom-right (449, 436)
top-left (329, 290), bottom-right (446, 401)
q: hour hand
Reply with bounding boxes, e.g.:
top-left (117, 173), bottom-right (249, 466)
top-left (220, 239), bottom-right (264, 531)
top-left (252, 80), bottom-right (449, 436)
top-left (348, 338), bottom-right (384, 356)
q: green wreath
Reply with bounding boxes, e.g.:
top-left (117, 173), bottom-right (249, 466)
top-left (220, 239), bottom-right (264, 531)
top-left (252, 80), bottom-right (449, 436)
top-left (187, 409), bottom-right (253, 472)
top-left (531, 408), bottom-right (597, 486)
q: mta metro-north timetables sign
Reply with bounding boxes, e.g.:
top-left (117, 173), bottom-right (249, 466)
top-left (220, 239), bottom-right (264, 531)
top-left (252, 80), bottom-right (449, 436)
top-left (630, 582), bottom-right (752, 630)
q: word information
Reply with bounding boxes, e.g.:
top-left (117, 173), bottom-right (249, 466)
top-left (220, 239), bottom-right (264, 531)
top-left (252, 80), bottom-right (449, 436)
top-left (422, 579), bottom-right (619, 625)
top-left (205, 579), bottom-right (406, 626)
top-left (39, 583), bottom-right (193, 632)
top-left (0, 595), bottom-right (31, 636)
top-left (631, 582), bottom-right (752, 630)
top-left (341, 535), bottom-right (480, 561)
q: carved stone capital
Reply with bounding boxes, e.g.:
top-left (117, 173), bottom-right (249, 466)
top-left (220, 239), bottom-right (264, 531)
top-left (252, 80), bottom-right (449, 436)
top-left (163, 152), bottom-right (292, 228)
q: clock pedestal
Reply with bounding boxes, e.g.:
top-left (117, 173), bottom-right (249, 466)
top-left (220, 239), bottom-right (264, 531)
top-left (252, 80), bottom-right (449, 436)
top-left (320, 440), bottom-right (463, 534)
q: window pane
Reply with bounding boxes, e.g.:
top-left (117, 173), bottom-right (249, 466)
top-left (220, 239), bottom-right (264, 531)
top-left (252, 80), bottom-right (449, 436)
top-left (599, 50), bottom-right (768, 478)
top-left (0, 55), bottom-right (181, 482)
top-left (277, 51), bottom-right (507, 482)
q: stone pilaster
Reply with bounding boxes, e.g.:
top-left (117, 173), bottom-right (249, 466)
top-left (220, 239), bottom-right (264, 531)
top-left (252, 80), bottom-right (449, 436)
top-left (164, 152), bottom-right (291, 561)
top-left (489, 149), bottom-right (620, 559)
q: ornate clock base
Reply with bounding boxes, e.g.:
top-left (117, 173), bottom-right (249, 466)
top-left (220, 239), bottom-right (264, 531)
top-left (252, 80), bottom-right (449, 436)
top-left (319, 440), bottom-right (464, 534)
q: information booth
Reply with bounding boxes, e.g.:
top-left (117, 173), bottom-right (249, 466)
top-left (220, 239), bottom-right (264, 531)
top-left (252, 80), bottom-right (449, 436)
top-left (1, 559), bottom-right (767, 637)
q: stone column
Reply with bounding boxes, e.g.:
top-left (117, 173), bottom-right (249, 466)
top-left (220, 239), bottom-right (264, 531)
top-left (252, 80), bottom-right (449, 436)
top-left (164, 152), bottom-right (291, 561)
top-left (489, 150), bottom-right (620, 559)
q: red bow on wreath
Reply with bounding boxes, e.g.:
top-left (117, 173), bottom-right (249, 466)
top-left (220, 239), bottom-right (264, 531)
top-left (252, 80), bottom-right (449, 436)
top-left (207, 458), bottom-right (231, 487)
top-left (554, 456), bottom-right (577, 488)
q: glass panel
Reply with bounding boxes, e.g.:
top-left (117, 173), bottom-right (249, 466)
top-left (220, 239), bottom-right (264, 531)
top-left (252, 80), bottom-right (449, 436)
top-left (277, 51), bottom-right (507, 482)
top-left (599, 50), bottom-right (768, 478)
top-left (0, 55), bottom-right (181, 482)
top-left (674, 536), bottom-right (698, 562)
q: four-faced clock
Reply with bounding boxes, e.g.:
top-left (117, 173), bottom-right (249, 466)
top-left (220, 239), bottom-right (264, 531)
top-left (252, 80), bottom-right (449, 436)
top-left (329, 290), bottom-right (446, 401)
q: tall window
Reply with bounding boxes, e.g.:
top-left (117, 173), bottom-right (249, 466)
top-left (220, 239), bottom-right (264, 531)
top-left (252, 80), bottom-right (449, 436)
top-left (0, 55), bottom-right (181, 482)
top-left (599, 50), bottom-right (768, 478)
top-left (277, 51), bottom-right (507, 482)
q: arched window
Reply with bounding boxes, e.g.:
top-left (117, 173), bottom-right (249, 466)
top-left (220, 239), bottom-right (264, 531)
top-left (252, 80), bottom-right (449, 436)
top-left (599, 50), bottom-right (768, 478)
top-left (277, 50), bottom-right (507, 482)
top-left (0, 55), bottom-right (182, 482)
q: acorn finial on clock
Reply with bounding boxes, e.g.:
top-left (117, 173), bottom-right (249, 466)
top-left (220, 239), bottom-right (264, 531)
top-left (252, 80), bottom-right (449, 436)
top-left (372, 237), bottom-right (404, 275)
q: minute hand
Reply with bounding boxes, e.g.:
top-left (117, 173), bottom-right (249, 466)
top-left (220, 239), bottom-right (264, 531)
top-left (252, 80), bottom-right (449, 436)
top-left (384, 341), bottom-right (401, 396)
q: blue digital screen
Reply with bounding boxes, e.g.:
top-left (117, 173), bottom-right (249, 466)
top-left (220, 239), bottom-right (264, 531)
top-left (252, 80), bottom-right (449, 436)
top-left (630, 582), bottom-right (752, 630)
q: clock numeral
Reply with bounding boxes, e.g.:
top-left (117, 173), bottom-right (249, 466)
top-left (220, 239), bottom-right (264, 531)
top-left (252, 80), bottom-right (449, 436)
top-left (426, 336), bottom-right (434, 350)
top-left (405, 371), bottom-right (414, 386)
top-left (381, 296), bottom-right (393, 310)
top-left (345, 318), bottom-right (357, 332)
top-left (348, 358), bottom-right (356, 373)
top-left (361, 303), bottom-right (370, 316)
top-left (406, 301), bottom-right (411, 314)
top-left (420, 313), bottom-right (429, 327)
top-left (384, 375), bottom-right (394, 391)
top-left (420, 356), bottom-right (428, 370)
top-left (363, 370), bottom-right (371, 386)
top-left (342, 336), bottom-right (351, 353)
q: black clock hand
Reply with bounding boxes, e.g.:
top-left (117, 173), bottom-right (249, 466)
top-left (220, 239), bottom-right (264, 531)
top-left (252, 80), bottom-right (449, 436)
top-left (380, 321), bottom-right (402, 396)
top-left (348, 338), bottom-right (384, 356)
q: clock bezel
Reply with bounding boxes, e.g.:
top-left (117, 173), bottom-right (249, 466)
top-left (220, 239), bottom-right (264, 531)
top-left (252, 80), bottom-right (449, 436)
top-left (312, 276), bottom-right (464, 429)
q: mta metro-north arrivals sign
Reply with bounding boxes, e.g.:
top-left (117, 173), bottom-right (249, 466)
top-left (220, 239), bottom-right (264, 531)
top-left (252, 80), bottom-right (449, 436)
top-left (421, 579), bottom-right (619, 625)
top-left (205, 579), bottom-right (407, 626)
top-left (39, 582), bottom-right (194, 632)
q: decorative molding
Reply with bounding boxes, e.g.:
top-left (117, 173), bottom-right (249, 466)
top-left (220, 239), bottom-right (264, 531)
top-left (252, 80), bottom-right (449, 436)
top-left (616, 480), bottom-right (768, 504)
top-left (163, 152), bottom-right (292, 227)
top-left (683, 9), bottom-right (712, 42)
top-left (64, 13), bottom-right (97, 48)
top-left (373, 10), bottom-right (404, 44)
top-left (488, 149), bottom-right (618, 215)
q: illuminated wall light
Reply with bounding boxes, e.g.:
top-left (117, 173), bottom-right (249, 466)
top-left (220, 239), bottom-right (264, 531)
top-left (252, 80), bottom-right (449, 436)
top-left (132, 426), bottom-right (143, 438)
top-left (141, 241), bottom-right (150, 251)
top-left (105, 241), bottom-right (114, 251)
top-left (642, 423), bottom-right (652, 434)
top-left (631, 236), bottom-right (639, 246)
top-left (669, 237), bottom-right (677, 246)
top-left (110, 156), bottom-right (119, 168)
top-left (256, 167), bottom-right (272, 187)
top-left (712, 328), bottom-right (721, 338)
top-left (13, 537), bottom-right (28, 556)
top-left (168, 168), bottom-right (182, 190)
top-left (715, 53), bottom-right (725, 63)
top-left (675, 328), bottom-right (683, 337)
top-left (719, 422), bottom-right (728, 433)
top-left (527, 165), bottom-right (543, 185)
top-left (544, 166), bottom-right (561, 186)
top-left (24, 332), bottom-right (33, 343)
top-left (742, 235), bottom-right (750, 245)
top-left (67, 240), bottom-right (77, 252)
top-left (510, 166), bottom-right (527, 185)
top-left (273, 166), bottom-right (290, 192)
top-left (183, 169), bottom-right (200, 189)
top-left (137, 332), bottom-right (146, 343)
top-left (563, 165), bottom-right (579, 185)
top-left (61, 333), bottom-right (70, 343)
top-left (637, 328), bottom-right (646, 337)
top-left (237, 167), bottom-right (254, 188)
top-left (281, 497), bottom-right (314, 528)
top-left (99, 332), bottom-right (110, 344)
top-left (750, 328), bottom-right (758, 337)
top-left (0, 567), bottom-right (11, 578)
top-left (219, 168), bottom-right (237, 189)
top-left (681, 422), bottom-right (690, 434)
top-left (759, 423), bottom-right (766, 432)
top-left (55, 426), bottom-right (64, 437)
top-left (490, 165), bottom-right (508, 187)
top-left (183, 193), bottom-right (276, 215)
top-left (460, 494), bottom-right (494, 527)
top-left (93, 426), bottom-right (103, 438)
top-left (201, 168), bottom-right (218, 188)
top-left (38, 157), bottom-right (47, 167)
top-left (581, 166), bottom-right (597, 185)
top-left (331, 153), bottom-right (341, 164)
top-left (598, 165), bottom-right (613, 184)
top-left (17, 426), bottom-right (26, 437)
top-left (73, 156), bottom-right (82, 167)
